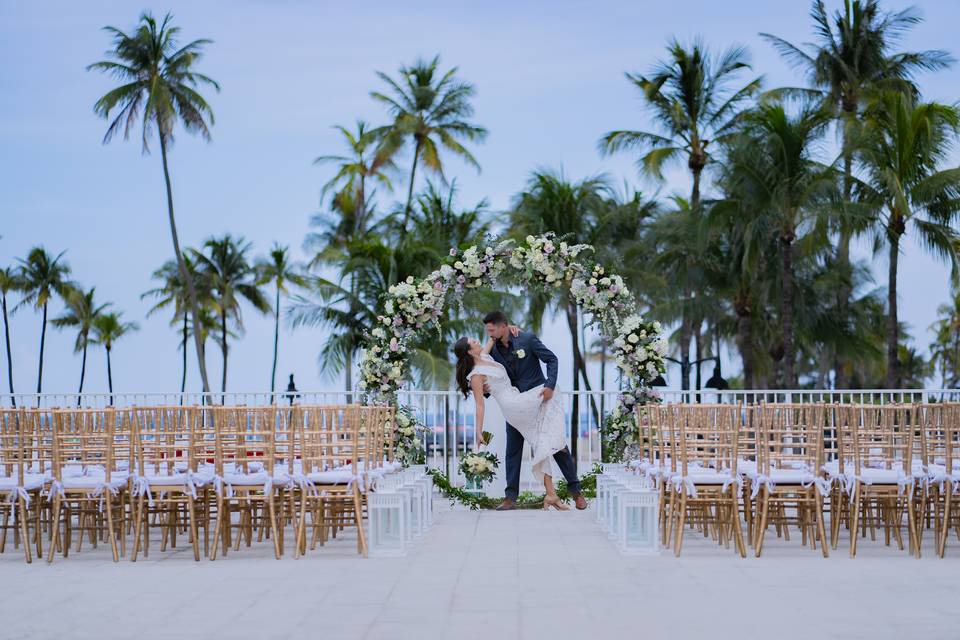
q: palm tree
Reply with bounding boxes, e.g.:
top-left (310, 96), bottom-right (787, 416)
top-left (88, 11), bottom-right (220, 394)
top-left (371, 55), bottom-right (488, 231)
top-left (256, 244), bottom-right (306, 395)
top-left (0, 267), bottom-right (21, 405)
top-left (930, 291), bottom-right (960, 388)
top-left (52, 287), bottom-right (111, 404)
top-left (724, 103), bottom-right (835, 387)
top-left (857, 92), bottom-right (960, 387)
top-left (313, 121), bottom-right (396, 236)
top-left (761, 0), bottom-right (953, 386)
top-left (192, 234), bottom-right (271, 395)
top-left (92, 312), bottom-right (139, 404)
top-left (142, 255), bottom-right (210, 393)
top-left (16, 247), bottom-right (72, 398)
top-left (599, 38), bottom-right (760, 390)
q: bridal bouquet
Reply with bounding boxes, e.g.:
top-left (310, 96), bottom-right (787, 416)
top-left (459, 451), bottom-right (499, 485)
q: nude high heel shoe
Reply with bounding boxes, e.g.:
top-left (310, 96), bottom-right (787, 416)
top-left (543, 496), bottom-right (571, 511)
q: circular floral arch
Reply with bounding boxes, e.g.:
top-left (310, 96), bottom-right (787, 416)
top-left (359, 233), bottom-right (668, 464)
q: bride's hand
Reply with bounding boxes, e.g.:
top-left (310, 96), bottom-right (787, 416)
top-left (508, 324), bottom-right (522, 337)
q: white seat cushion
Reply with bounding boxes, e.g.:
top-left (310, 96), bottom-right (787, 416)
top-left (854, 468), bottom-right (909, 485)
top-left (221, 471), bottom-right (271, 486)
top-left (61, 475), bottom-right (129, 492)
top-left (307, 470), bottom-right (357, 485)
top-left (0, 474), bottom-right (46, 492)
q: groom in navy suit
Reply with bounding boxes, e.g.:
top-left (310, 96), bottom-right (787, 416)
top-left (483, 311), bottom-right (587, 511)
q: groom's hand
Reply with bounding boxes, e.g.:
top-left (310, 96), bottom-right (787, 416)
top-left (540, 387), bottom-right (554, 401)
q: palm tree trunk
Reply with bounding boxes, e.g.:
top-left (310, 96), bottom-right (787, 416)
top-left (834, 150), bottom-right (854, 389)
top-left (220, 307), bottom-right (228, 400)
top-left (181, 314), bottom-right (188, 394)
top-left (2, 291), bottom-right (14, 407)
top-left (159, 132), bottom-right (211, 396)
top-left (781, 234), bottom-right (796, 388)
top-left (694, 321), bottom-right (703, 403)
top-left (735, 307), bottom-right (754, 390)
top-left (886, 230), bottom-right (901, 389)
top-left (691, 164), bottom-right (703, 212)
top-left (106, 346), bottom-right (114, 406)
top-left (401, 137), bottom-right (423, 233)
top-left (271, 284), bottom-right (280, 396)
top-left (77, 337), bottom-right (88, 407)
top-left (679, 307), bottom-right (692, 397)
top-left (36, 303), bottom-right (48, 403)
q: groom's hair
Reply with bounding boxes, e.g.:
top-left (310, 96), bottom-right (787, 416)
top-left (482, 311), bottom-right (508, 326)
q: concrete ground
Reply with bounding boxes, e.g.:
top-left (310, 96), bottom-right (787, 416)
top-left (1, 502), bottom-right (958, 640)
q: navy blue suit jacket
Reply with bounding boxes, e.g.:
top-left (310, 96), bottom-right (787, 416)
top-left (489, 331), bottom-right (558, 393)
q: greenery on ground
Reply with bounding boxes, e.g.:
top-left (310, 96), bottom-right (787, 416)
top-left (428, 465), bottom-right (599, 511)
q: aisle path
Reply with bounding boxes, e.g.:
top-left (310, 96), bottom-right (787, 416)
top-left (2, 504), bottom-right (958, 639)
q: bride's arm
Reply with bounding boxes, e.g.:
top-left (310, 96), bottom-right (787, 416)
top-left (471, 374), bottom-right (486, 449)
top-left (481, 338), bottom-right (495, 355)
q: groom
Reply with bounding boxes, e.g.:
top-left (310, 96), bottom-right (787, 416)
top-left (483, 311), bottom-right (587, 511)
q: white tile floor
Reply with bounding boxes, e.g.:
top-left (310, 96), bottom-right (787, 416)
top-left (2, 502), bottom-right (958, 640)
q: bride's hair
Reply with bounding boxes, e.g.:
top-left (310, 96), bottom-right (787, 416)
top-left (453, 337), bottom-right (474, 398)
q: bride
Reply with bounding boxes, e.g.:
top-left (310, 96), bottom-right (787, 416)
top-left (453, 336), bottom-right (570, 510)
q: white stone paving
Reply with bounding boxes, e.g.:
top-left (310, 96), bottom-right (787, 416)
top-left (2, 502), bottom-right (958, 640)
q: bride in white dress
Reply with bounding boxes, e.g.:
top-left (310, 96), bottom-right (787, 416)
top-left (453, 337), bottom-right (570, 510)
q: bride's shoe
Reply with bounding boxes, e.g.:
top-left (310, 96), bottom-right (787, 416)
top-left (543, 496), bottom-right (571, 511)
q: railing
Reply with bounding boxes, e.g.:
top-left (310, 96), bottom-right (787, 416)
top-left (6, 388), bottom-right (960, 482)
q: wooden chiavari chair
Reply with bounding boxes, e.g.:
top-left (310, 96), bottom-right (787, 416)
top-left (845, 404), bottom-right (918, 558)
top-left (0, 408), bottom-right (45, 563)
top-left (922, 403), bottom-right (960, 557)
top-left (209, 406), bottom-right (283, 560)
top-left (130, 406), bottom-right (209, 561)
top-left (751, 403), bottom-right (829, 557)
top-left (664, 404), bottom-right (746, 557)
top-left (46, 408), bottom-right (131, 562)
top-left (295, 405), bottom-right (368, 557)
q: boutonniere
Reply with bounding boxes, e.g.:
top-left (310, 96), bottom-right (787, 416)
top-left (515, 349), bottom-right (526, 359)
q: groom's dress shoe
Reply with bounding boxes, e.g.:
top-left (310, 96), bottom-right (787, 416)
top-left (496, 499), bottom-right (516, 511)
top-left (573, 494), bottom-right (588, 510)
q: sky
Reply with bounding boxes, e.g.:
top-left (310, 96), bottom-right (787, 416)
top-left (2, 0), bottom-right (960, 397)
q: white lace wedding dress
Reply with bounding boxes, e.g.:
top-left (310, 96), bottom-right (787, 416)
top-left (468, 354), bottom-right (568, 483)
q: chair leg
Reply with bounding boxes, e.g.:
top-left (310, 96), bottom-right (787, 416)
top-left (131, 493), bottom-right (145, 562)
top-left (210, 494), bottom-right (224, 561)
top-left (939, 486), bottom-right (952, 558)
top-left (673, 492), bottom-right (688, 557)
top-left (850, 485), bottom-right (861, 558)
top-left (105, 494), bottom-right (119, 563)
top-left (815, 492), bottom-right (829, 559)
top-left (268, 495), bottom-right (282, 560)
top-left (353, 487), bottom-right (368, 558)
top-left (755, 488), bottom-right (770, 558)
top-left (46, 495), bottom-right (61, 564)
top-left (18, 498), bottom-right (32, 564)
top-left (187, 495), bottom-right (200, 562)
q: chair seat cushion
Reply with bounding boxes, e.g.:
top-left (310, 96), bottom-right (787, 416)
top-left (307, 470), bottom-right (357, 485)
top-left (852, 468), bottom-right (909, 485)
top-left (61, 475), bottom-right (129, 492)
top-left (221, 471), bottom-right (271, 486)
top-left (138, 472), bottom-right (200, 486)
top-left (0, 474), bottom-right (46, 492)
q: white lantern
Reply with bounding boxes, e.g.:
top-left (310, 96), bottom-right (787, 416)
top-left (367, 491), bottom-right (407, 556)
top-left (617, 488), bottom-right (659, 554)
